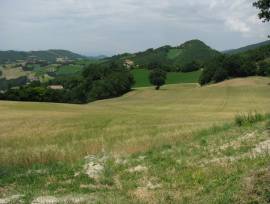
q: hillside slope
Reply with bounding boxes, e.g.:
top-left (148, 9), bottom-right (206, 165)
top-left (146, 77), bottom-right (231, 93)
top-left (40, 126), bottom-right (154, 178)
top-left (0, 77), bottom-right (270, 203)
top-left (106, 39), bottom-right (220, 70)
top-left (0, 49), bottom-right (85, 63)
top-left (224, 40), bottom-right (270, 54)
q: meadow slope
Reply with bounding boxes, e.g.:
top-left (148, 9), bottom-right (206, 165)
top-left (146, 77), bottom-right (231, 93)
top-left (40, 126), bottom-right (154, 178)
top-left (1, 77), bottom-right (270, 203)
top-left (0, 77), bottom-right (269, 166)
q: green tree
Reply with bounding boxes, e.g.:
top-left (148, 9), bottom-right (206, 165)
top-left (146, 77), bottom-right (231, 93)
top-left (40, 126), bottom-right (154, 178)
top-left (258, 61), bottom-right (270, 75)
top-left (213, 68), bottom-right (228, 83)
top-left (0, 70), bottom-right (2, 77)
top-left (148, 61), bottom-right (162, 70)
top-left (253, 0), bottom-right (270, 22)
top-left (149, 69), bottom-right (167, 90)
top-left (180, 61), bottom-right (200, 72)
top-left (199, 55), bottom-right (225, 85)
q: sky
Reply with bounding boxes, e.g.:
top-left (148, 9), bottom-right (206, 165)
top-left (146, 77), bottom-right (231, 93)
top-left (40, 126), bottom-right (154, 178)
top-left (0, 0), bottom-right (269, 56)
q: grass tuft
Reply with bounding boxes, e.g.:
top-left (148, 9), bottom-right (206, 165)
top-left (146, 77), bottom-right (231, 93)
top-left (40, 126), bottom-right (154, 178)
top-left (235, 112), bottom-right (265, 127)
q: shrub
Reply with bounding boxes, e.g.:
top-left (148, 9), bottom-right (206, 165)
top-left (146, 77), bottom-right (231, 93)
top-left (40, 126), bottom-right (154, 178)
top-left (235, 112), bottom-right (265, 126)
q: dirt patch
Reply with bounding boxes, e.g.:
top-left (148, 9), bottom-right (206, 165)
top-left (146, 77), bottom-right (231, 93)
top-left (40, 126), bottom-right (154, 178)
top-left (203, 138), bottom-right (270, 166)
top-left (252, 139), bottom-right (270, 155)
top-left (239, 167), bottom-right (270, 204)
top-left (81, 155), bottom-right (107, 179)
top-left (115, 157), bottom-right (128, 165)
top-left (132, 188), bottom-right (156, 204)
top-left (145, 181), bottom-right (162, 190)
top-left (217, 132), bottom-right (257, 151)
top-left (0, 195), bottom-right (23, 204)
top-left (203, 130), bottom-right (270, 166)
top-left (128, 165), bottom-right (148, 173)
top-left (31, 195), bottom-right (95, 204)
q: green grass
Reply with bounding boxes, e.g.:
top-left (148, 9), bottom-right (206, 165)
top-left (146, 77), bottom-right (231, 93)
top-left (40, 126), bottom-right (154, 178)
top-left (167, 48), bottom-right (183, 59)
top-left (235, 112), bottom-right (267, 126)
top-left (132, 69), bottom-right (201, 87)
top-left (34, 64), bottom-right (84, 77)
top-left (56, 64), bottom-right (83, 76)
top-left (0, 77), bottom-right (270, 203)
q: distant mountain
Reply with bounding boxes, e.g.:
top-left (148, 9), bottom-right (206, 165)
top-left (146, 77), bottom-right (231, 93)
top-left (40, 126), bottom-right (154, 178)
top-left (223, 40), bottom-right (270, 54)
top-left (0, 49), bottom-right (86, 63)
top-left (105, 39), bottom-right (220, 70)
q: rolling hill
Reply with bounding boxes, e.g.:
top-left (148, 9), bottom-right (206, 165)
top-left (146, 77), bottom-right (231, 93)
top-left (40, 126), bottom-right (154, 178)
top-left (223, 40), bottom-right (270, 54)
top-left (0, 49), bottom-right (86, 63)
top-left (105, 39), bottom-right (220, 70)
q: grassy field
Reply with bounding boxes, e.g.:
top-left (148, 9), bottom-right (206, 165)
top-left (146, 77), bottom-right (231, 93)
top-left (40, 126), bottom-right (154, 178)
top-left (131, 69), bottom-right (201, 87)
top-left (0, 77), bottom-right (270, 203)
top-left (0, 67), bottom-right (29, 80)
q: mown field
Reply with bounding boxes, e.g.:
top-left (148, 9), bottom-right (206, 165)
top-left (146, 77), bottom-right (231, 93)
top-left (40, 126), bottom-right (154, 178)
top-left (0, 77), bottom-right (270, 203)
top-left (131, 69), bottom-right (201, 87)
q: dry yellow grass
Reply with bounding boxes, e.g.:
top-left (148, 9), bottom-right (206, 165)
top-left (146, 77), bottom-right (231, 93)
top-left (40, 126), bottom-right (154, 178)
top-left (0, 77), bottom-right (270, 166)
top-left (1, 66), bottom-right (37, 81)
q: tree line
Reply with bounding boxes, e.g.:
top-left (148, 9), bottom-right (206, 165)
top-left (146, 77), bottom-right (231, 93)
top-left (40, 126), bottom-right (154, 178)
top-left (199, 45), bottom-right (270, 85)
top-left (0, 62), bottom-right (134, 104)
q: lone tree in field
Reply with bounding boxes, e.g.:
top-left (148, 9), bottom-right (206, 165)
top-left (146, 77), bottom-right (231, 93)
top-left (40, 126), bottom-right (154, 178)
top-left (149, 69), bottom-right (167, 90)
top-left (253, 0), bottom-right (270, 22)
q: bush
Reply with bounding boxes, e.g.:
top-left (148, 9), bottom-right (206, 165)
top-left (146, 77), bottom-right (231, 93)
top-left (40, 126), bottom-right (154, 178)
top-left (235, 112), bottom-right (265, 126)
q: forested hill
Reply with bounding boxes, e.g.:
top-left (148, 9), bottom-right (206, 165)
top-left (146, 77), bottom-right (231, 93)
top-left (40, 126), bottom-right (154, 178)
top-left (105, 39), bottom-right (220, 71)
top-left (224, 40), bottom-right (270, 54)
top-left (0, 49), bottom-right (85, 63)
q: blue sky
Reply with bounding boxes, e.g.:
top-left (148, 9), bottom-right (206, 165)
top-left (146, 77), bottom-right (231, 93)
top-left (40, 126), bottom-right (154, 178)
top-left (0, 0), bottom-right (269, 56)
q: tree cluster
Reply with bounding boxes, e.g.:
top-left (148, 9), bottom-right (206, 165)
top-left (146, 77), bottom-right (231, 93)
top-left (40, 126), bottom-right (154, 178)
top-left (0, 76), bottom-right (28, 91)
top-left (178, 61), bottom-right (201, 72)
top-left (199, 49), bottom-right (270, 85)
top-left (0, 62), bottom-right (134, 104)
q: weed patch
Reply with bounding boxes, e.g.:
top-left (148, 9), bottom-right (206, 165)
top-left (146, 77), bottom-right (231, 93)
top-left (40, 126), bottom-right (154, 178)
top-left (235, 112), bottom-right (266, 127)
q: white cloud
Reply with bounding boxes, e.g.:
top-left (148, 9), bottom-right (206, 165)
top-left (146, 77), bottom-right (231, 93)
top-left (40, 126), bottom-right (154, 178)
top-left (0, 0), bottom-right (269, 54)
top-left (225, 17), bottom-right (250, 33)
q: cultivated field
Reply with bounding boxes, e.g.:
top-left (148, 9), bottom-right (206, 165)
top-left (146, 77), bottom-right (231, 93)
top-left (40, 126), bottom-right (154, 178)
top-left (0, 77), bottom-right (270, 203)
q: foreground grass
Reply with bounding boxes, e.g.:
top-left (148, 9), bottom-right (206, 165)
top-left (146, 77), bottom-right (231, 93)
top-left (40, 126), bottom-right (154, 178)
top-left (131, 69), bottom-right (201, 87)
top-left (1, 114), bottom-right (269, 203)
